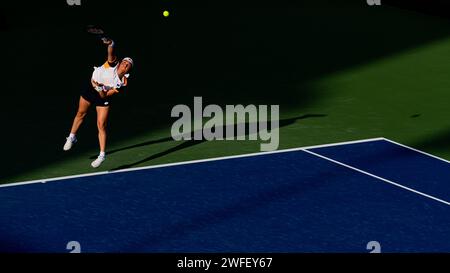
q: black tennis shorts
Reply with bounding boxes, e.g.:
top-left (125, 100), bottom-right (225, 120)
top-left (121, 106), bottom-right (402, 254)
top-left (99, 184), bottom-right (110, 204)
top-left (81, 84), bottom-right (112, 107)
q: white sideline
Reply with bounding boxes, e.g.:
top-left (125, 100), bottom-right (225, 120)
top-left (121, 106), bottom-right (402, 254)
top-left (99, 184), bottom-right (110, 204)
top-left (303, 149), bottom-right (450, 206)
top-left (382, 138), bottom-right (450, 164)
top-left (0, 137), bottom-right (385, 188)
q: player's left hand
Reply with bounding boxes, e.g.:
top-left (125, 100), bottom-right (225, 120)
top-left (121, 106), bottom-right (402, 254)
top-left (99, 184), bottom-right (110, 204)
top-left (102, 86), bottom-right (113, 92)
top-left (102, 38), bottom-right (113, 45)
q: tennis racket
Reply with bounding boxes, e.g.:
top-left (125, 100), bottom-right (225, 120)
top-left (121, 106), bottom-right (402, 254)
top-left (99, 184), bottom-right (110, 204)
top-left (86, 24), bottom-right (109, 42)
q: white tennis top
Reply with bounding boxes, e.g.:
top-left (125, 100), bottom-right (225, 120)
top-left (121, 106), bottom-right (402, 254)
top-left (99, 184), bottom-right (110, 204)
top-left (91, 61), bottom-right (128, 89)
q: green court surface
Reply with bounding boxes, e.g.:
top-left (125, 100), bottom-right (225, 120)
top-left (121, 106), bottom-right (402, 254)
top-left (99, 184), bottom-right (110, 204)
top-left (1, 1), bottom-right (449, 184)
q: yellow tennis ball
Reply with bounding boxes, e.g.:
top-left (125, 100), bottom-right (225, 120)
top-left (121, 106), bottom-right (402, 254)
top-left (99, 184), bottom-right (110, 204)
top-left (163, 10), bottom-right (169, 17)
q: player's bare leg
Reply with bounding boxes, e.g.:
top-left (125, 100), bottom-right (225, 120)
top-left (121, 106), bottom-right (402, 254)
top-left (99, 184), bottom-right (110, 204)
top-left (91, 105), bottom-right (109, 168)
top-left (64, 96), bottom-right (91, 151)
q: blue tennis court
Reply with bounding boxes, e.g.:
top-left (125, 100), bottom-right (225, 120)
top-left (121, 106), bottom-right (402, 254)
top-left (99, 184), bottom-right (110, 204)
top-left (1, 138), bottom-right (449, 253)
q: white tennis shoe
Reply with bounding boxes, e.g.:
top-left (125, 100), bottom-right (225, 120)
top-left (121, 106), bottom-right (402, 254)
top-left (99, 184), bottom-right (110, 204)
top-left (91, 155), bottom-right (106, 168)
top-left (63, 136), bottom-right (77, 151)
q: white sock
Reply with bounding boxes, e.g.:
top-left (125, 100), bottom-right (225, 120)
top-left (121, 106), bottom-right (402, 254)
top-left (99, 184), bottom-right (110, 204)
top-left (99, 151), bottom-right (105, 158)
top-left (69, 133), bottom-right (76, 139)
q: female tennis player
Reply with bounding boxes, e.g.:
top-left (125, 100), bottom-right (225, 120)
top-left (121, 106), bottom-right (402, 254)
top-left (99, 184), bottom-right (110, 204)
top-left (63, 38), bottom-right (133, 168)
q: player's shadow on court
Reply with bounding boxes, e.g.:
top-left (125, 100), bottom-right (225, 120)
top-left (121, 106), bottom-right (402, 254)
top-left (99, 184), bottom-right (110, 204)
top-left (90, 137), bottom-right (173, 159)
top-left (108, 114), bottom-right (327, 171)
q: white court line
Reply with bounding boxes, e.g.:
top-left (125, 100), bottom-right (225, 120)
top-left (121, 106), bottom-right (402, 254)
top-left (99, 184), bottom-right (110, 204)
top-left (303, 149), bottom-right (450, 206)
top-left (0, 137), bottom-right (384, 188)
top-left (382, 138), bottom-right (450, 164)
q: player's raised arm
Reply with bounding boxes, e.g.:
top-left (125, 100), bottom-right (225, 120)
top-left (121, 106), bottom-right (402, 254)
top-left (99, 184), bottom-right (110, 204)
top-left (102, 38), bottom-right (117, 63)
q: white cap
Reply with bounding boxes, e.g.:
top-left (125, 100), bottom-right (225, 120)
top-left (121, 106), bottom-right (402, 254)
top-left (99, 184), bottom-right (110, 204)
top-left (122, 57), bottom-right (134, 67)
